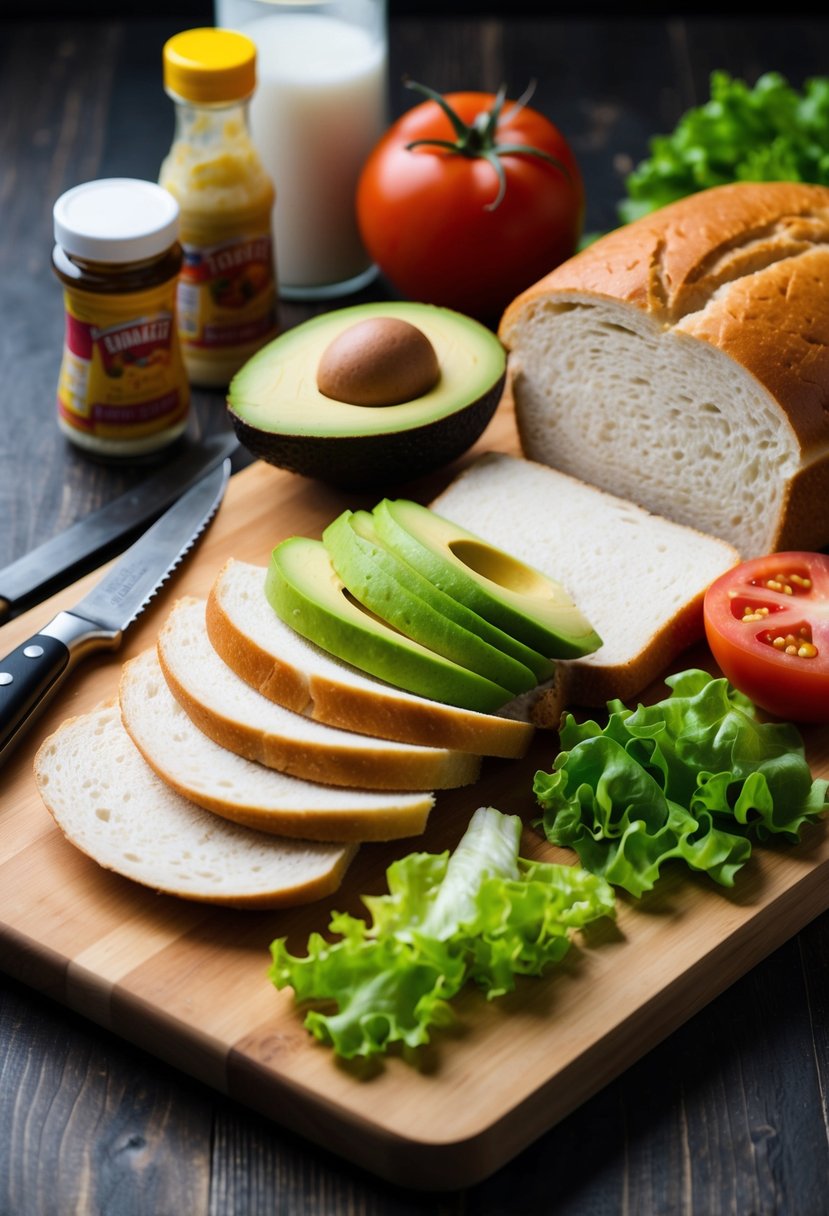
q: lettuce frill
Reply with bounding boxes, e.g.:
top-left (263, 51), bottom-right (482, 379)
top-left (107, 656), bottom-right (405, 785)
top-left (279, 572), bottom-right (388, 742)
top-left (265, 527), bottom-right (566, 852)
top-left (534, 669), bottom-right (828, 898)
top-left (270, 806), bottom-right (614, 1059)
top-left (619, 71), bottom-right (829, 222)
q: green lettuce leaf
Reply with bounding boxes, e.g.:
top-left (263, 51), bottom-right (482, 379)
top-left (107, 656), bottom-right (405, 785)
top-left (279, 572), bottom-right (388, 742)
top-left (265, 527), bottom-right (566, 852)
top-left (535, 670), bottom-right (827, 897)
top-left (618, 71), bottom-right (829, 223)
top-left (269, 806), bottom-right (615, 1059)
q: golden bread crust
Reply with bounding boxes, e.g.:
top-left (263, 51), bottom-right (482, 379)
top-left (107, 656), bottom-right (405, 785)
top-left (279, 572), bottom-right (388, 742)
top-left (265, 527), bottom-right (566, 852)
top-left (206, 560), bottom-right (535, 759)
top-left (499, 182), bottom-right (829, 554)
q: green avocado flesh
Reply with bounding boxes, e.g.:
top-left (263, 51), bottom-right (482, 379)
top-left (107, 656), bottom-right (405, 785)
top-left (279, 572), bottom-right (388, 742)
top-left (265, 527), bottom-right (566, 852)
top-left (342, 512), bottom-right (552, 682)
top-left (372, 499), bottom-right (602, 659)
top-left (265, 537), bottom-right (515, 713)
top-left (322, 510), bottom-right (541, 696)
top-left (226, 302), bottom-right (507, 488)
top-left (229, 303), bottom-right (505, 437)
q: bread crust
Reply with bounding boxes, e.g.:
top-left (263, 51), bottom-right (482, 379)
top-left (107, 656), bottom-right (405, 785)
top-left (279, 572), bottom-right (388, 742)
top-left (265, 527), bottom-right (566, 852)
top-left (206, 560), bottom-right (535, 759)
top-left (675, 245), bottom-right (829, 458)
top-left (555, 593), bottom-right (706, 708)
top-left (503, 182), bottom-right (829, 324)
top-left (120, 653), bottom-right (435, 843)
top-left (154, 604), bottom-right (481, 792)
top-left (34, 704), bottom-right (357, 909)
top-left (499, 182), bottom-right (829, 554)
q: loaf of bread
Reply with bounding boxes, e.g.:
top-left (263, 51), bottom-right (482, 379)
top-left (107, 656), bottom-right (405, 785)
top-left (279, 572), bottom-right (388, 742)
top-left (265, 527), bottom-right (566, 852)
top-left (500, 182), bottom-right (829, 557)
top-left (432, 452), bottom-right (740, 706)
top-left (34, 704), bottom-right (357, 908)
top-left (154, 597), bottom-right (480, 791)
top-left (206, 559), bottom-right (536, 757)
top-left (120, 650), bottom-right (434, 841)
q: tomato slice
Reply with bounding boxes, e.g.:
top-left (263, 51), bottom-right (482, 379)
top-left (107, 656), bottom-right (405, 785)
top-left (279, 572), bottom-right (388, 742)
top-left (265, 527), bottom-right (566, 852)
top-left (703, 552), bottom-right (829, 722)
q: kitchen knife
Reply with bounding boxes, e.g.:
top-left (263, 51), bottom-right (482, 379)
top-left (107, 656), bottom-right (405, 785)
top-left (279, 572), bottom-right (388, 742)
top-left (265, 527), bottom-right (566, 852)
top-left (0, 457), bottom-right (230, 768)
top-left (0, 431), bottom-right (239, 624)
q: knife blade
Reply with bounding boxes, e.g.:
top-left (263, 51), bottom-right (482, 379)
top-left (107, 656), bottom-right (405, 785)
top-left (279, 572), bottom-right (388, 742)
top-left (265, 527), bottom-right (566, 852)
top-left (0, 431), bottom-right (239, 624)
top-left (0, 457), bottom-right (230, 767)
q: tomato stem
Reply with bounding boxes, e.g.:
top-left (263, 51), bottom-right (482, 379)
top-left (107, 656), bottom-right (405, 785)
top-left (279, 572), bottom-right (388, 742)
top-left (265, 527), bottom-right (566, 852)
top-left (402, 78), bottom-right (571, 210)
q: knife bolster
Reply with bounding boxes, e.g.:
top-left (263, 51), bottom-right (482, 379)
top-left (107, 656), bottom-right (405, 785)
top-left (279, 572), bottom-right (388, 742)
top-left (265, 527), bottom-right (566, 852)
top-left (40, 611), bottom-right (122, 664)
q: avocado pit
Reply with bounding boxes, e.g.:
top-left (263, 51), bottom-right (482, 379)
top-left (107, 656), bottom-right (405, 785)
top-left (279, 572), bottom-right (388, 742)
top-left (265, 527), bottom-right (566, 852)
top-left (227, 301), bottom-right (507, 488)
top-left (316, 316), bottom-right (441, 407)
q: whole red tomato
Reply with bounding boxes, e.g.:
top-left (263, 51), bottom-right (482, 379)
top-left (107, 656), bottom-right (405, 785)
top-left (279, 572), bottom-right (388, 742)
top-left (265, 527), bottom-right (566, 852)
top-left (356, 83), bottom-right (584, 322)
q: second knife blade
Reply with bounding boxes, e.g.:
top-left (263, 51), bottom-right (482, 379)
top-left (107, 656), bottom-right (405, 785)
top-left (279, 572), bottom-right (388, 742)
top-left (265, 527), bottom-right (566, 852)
top-left (0, 432), bottom-right (239, 623)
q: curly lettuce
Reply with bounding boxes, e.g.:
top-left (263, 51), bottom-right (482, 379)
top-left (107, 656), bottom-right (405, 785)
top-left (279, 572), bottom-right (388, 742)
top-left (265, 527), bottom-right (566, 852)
top-left (619, 71), bottom-right (829, 223)
top-left (535, 670), bottom-right (828, 898)
top-left (269, 806), bottom-right (615, 1059)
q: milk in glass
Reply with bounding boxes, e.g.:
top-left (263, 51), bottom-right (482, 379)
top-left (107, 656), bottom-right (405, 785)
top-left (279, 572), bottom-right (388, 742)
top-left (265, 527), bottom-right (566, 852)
top-left (220, 2), bottom-right (387, 299)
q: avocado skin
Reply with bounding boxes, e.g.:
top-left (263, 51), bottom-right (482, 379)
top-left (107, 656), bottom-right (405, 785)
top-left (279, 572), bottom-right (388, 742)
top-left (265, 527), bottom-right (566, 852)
top-left (228, 373), bottom-right (505, 489)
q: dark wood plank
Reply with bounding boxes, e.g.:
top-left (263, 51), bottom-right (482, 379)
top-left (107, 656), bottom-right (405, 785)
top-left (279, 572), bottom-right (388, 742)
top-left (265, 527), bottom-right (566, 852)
top-left (0, 977), bottom-right (213, 1215)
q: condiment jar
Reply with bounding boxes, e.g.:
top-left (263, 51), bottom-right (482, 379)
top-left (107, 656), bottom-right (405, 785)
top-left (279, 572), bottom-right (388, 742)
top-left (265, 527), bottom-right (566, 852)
top-left (52, 178), bottom-right (190, 459)
top-left (159, 28), bottom-right (278, 388)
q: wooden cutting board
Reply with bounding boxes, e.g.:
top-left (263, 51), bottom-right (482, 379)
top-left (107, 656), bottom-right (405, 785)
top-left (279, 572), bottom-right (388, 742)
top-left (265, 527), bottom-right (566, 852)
top-left (2, 404), bottom-right (828, 1191)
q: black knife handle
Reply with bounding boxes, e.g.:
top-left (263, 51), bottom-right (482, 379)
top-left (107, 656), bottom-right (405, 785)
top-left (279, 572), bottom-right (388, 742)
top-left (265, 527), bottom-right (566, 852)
top-left (0, 633), bottom-right (71, 763)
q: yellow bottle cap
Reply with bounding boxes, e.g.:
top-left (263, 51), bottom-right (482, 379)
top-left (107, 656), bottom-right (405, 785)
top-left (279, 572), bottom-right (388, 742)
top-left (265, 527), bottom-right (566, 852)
top-left (163, 28), bottom-right (257, 104)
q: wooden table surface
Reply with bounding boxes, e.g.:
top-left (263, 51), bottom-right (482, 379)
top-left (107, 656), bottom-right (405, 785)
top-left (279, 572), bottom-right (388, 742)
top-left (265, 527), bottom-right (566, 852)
top-left (3, 11), bottom-right (829, 1215)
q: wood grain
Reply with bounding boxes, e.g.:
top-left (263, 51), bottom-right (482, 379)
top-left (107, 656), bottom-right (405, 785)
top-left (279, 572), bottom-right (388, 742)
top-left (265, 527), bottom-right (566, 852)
top-left (2, 403), bottom-right (828, 1189)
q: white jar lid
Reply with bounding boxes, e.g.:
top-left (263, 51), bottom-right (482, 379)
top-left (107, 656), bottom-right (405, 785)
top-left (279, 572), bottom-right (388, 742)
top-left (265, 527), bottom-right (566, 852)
top-left (53, 178), bottom-right (180, 262)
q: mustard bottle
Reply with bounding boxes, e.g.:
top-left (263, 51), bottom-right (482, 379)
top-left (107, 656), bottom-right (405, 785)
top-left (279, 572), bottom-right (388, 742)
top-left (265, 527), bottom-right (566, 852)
top-left (52, 178), bottom-right (190, 458)
top-left (159, 28), bottom-right (278, 388)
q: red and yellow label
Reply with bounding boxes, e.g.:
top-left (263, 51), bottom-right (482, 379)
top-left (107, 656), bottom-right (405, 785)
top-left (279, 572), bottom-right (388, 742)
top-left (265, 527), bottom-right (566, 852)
top-left (57, 280), bottom-right (189, 445)
top-left (177, 223), bottom-right (276, 353)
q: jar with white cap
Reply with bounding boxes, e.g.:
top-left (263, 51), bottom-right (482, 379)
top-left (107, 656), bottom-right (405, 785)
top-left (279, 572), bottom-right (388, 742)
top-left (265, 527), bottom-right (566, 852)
top-left (52, 178), bottom-right (190, 458)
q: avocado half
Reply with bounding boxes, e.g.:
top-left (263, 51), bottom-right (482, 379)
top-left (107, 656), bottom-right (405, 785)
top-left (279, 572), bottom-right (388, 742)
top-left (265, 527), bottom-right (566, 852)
top-left (227, 302), bottom-right (507, 489)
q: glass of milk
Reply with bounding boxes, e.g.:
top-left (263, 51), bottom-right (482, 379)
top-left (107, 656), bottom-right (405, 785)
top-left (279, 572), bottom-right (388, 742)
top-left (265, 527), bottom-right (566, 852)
top-left (214, 0), bottom-right (387, 300)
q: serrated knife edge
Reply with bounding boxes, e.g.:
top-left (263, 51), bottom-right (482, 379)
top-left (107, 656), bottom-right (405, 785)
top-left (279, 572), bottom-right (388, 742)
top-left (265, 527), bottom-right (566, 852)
top-left (0, 432), bottom-right (238, 624)
top-left (0, 457), bottom-right (231, 767)
top-left (70, 457), bottom-right (230, 635)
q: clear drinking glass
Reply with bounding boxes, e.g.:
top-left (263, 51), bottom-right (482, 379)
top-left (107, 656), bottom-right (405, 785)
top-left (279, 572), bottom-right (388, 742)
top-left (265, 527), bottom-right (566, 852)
top-left (214, 0), bottom-right (388, 300)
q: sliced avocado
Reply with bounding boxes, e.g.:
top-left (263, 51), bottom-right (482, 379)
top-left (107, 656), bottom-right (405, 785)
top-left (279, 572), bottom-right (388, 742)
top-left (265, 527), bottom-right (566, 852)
top-left (372, 499), bottom-right (602, 659)
top-left (322, 510), bottom-right (539, 696)
top-left (266, 537), bottom-right (514, 713)
top-left (227, 302), bottom-right (506, 489)
top-left (341, 511), bottom-right (552, 681)
top-left (326, 509), bottom-right (552, 682)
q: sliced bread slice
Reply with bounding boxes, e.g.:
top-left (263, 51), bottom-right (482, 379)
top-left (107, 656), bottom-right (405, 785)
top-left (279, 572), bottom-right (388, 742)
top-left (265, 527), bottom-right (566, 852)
top-left (206, 560), bottom-right (536, 758)
top-left (120, 650), bottom-right (434, 841)
top-left (152, 598), bottom-right (479, 790)
top-left (431, 452), bottom-right (741, 706)
top-left (34, 703), bottom-right (357, 908)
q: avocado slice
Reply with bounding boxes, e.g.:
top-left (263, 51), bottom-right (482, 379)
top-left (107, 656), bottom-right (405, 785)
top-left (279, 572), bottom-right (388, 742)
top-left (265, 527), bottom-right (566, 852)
top-left (227, 302), bottom-right (506, 489)
top-left (322, 510), bottom-right (540, 696)
top-left (325, 509), bottom-right (552, 682)
top-left (265, 537), bottom-right (515, 713)
top-left (372, 499), bottom-right (602, 659)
